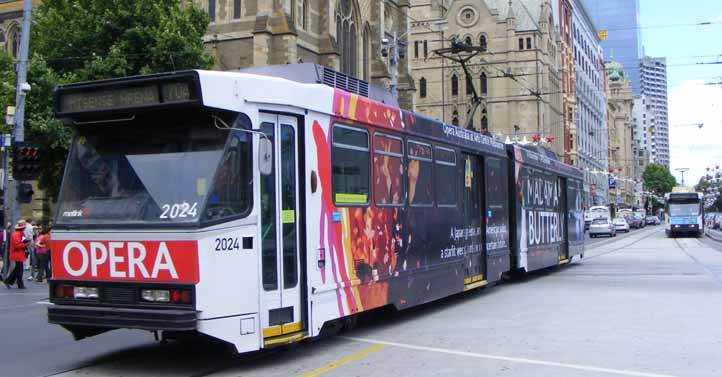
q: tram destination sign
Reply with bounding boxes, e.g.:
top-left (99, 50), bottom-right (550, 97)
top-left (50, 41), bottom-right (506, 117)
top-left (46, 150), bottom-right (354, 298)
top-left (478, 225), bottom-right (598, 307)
top-left (57, 81), bottom-right (195, 115)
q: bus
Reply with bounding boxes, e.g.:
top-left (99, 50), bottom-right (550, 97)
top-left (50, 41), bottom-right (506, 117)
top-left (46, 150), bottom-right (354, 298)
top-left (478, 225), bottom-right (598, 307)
top-left (47, 64), bottom-right (584, 353)
top-left (665, 191), bottom-right (704, 237)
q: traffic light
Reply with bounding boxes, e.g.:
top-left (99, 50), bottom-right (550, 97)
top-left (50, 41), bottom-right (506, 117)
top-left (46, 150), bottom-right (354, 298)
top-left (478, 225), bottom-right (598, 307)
top-left (17, 183), bottom-right (34, 203)
top-left (12, 142), bottom-right (41, 181)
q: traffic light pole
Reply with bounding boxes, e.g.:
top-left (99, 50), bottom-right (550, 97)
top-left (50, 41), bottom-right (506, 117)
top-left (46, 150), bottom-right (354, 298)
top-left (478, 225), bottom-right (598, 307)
top-left (2, 0), bottom-right (32, 279)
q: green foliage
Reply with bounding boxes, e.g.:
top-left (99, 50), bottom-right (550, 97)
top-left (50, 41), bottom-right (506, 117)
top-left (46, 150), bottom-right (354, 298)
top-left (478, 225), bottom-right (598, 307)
top-left (0, 1), bottom-right (213, 201)
top-left (642, 163), bottom-right (677, 195)
top-left (31, 0), bottom-right (214, 80)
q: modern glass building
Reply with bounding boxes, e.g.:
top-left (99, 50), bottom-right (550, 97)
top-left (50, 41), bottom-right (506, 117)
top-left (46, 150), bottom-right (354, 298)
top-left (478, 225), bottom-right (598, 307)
top-left (581, 0), bottom-right (642, 95)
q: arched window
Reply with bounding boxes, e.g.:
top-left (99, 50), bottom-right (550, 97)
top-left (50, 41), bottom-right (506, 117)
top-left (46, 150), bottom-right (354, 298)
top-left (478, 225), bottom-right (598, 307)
top-left (363, 26), bottom-right (370, 80)
top-left (481, 116), bottom-right (488, 132)
top-left (466, 75), bottom-right (473, 96)
top-left (480, 72), bottom-right (487, 95)
top-left (479, 35), bottom-right (487, 51)
top-left (464, 36), bottom-right (472, 47)
top-left (336, 0), bottom-right (357, 76)
top-left (10, 28), bottom-right (20, 59)
top-left (301, 0), bottom-right (308, 29)
top-left (208, 0), bottom-right (216, 22)
top-left (451, 74), bottom-right (458, 96)
top-left (0, 29), bottom-right (5, 44)
top-left (419, 77), bottom-right (427, 98)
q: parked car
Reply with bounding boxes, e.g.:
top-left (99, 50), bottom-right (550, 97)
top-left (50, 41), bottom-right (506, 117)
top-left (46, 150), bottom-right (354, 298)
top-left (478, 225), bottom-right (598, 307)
top-left (613, 217), bottom-right (630, 233)
top-left (645, 215), bottom-right (660, 225)
top-left (589, 218), bottom-right (616, 238)
top-left (627, 215), bottom-right (644, 229)
top-left (712, 213), bottom-right (722, 230)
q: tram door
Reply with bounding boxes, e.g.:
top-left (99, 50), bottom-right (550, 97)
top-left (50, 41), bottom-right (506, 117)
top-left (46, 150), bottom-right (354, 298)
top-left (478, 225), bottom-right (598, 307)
top-left (259, 113), bottom-right (303, 341)
top-left (462, 153), bottom-right (485, 284)
top-left (559, 177), bottom-right (569, 262)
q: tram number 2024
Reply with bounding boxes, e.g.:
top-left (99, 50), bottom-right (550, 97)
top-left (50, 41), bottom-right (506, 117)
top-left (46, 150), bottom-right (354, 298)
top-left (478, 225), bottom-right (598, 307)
top-left (215, 237), bottom-right (240, 252)
top-left (159, 202), bottom-right (198, 219)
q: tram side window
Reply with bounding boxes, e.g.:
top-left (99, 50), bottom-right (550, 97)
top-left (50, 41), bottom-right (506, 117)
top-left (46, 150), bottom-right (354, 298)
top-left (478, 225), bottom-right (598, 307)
top-left (435, 146), bottom-right (457, 207)
top-left (373, 133), bottom-right (405, 206)
top-left (332, 125), bottom-right (370, 206)
top-left (407, 140), bottom-right (433, 206)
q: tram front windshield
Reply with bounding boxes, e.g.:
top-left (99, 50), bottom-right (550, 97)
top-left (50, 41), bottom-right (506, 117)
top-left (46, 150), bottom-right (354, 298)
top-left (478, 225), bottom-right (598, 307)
top-left (668, 201), bottom-right (701, 217)
top-left (56, 109), bottom-right (252, 226)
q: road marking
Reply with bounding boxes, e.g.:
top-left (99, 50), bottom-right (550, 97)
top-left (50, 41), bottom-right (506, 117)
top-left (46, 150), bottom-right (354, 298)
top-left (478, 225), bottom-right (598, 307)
top-left (342, 337), bottom-right (680, 377)
top-left (300, 344), bottom-right (386, 377)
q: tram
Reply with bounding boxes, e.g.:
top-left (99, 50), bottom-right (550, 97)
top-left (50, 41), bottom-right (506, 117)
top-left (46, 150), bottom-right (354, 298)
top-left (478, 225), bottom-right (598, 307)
top-left (665, 190), bottom-right (704, 237)
top-left (48, 64), bottom-right (584, 352)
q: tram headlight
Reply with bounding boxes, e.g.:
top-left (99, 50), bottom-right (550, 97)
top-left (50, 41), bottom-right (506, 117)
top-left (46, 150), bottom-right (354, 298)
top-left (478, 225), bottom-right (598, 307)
top-left (141, 289), bottom-right (170, 303)
top-left (73, 287), bottom-right (99, 299)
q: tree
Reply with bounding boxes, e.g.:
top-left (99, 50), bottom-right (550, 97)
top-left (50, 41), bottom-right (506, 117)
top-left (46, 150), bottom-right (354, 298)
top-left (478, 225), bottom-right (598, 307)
top-left (0, 1), bottom-right (214, 201)
top-left (642, 163), bottom-right (677, 195)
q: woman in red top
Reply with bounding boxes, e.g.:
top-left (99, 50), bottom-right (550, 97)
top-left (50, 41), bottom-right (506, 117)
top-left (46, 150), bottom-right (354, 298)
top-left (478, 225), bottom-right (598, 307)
top-left (35, 227), bottom-right (51, 283)
top-left (4, 220), bottom-right (30, 289)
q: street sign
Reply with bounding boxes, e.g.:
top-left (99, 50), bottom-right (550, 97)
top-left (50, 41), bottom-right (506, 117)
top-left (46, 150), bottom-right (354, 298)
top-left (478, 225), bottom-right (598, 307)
top-left (608, 177), bottom-right (617, 189)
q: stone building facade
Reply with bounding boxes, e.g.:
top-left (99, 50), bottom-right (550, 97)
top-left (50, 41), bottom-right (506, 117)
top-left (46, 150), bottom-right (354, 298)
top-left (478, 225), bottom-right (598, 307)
top-left (192, 0), bottom-right (415, 108)
top-left (556, 0), bottom-right (576, 165)
top-left (605, 60), bottom-right (634, 206)
top-left (407, 0), bottom-right (564, 157)
top-left (0, 0), bottom-right (25, 59)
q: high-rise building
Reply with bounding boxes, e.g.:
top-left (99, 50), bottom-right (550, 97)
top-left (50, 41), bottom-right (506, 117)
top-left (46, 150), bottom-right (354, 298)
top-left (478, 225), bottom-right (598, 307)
top-left (639, 57), bottom-right (669, 167)
top-left (581, 0), bottom-right (642, 95)
top-left (571, 0), bottom-right (607, 206)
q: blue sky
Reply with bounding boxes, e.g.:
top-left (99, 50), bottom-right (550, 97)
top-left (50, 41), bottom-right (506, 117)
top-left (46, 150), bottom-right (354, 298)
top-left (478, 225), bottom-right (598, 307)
top-left (639, 0), bottom-right (722, 185)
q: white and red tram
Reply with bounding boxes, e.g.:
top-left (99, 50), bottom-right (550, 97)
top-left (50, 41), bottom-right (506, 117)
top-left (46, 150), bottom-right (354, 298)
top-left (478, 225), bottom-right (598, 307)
top-left (48, 64), bottom-right (584, 352)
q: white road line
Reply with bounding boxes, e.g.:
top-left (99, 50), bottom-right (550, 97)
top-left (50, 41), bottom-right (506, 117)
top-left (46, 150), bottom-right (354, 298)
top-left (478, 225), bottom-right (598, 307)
top-left (341, 336), bottom-right (681, 377)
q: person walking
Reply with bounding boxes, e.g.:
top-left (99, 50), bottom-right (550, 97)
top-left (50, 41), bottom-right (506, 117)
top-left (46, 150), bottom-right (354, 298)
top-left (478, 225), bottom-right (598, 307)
top-left (4, 220), bottom-right (31, 289)
top-left (23, 219), bottom-right (35, 279)
top-left (34, 227), bottom-right (51, 283)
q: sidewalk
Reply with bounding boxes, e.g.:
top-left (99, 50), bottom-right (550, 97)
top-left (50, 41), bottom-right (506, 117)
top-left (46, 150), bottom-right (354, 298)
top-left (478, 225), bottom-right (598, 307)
top-left (707, 228), bottom-right (722, 242)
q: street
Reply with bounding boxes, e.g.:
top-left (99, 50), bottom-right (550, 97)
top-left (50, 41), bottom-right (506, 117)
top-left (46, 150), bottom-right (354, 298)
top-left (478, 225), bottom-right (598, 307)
top-left (3, 225), bottom-right (722, 377)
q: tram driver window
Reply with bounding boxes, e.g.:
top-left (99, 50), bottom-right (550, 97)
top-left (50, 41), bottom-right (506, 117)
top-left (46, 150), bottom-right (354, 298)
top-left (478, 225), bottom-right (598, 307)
top-left (332, 125), bottom-right (370, 206)
top-left (373, 133), bottom-right (405, 206)
top-left (407, 140), bottom-right (433, 206)
top-left (204, 130), bottom-right (251, 221)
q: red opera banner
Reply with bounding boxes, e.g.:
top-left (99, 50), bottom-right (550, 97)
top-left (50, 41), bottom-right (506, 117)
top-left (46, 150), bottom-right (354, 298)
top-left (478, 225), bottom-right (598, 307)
top-left (51, 240), bottom-right (199, 283)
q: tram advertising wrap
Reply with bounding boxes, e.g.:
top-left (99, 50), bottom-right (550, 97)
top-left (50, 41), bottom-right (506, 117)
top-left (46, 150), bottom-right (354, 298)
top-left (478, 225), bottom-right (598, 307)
top-left (513, 146), bottom-right (564, 271)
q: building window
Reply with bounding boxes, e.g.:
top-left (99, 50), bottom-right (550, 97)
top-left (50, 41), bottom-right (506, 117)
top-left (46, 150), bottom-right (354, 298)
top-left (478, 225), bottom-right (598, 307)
top-left (414, 41), bottom-right (419, 58)
top-left (419, 77), bottom-right (427, 98)
top-left (423, 40), bottom-right (428, 58)
top-left (208, 0), bottom-right (216, 22)
top-left (451, 74), bottom-right (458, 96)
top-left (452, 108), bottom-right (459, 126)
top-left (518, 38), bottom-right (524, 50)
top-left (10, 28), bottom-right (20, 58)
top-left (479, 35), bottom-right (487, 51)
top-left (480, 72), bottom-right (487, 95)
top-left (466, 75), bottom-right (473, 96)
top-left (363, 27), bottom-right (370, 80)
top-left (481, 116), bottom-right (488, 132)
top-left (336, 0), bottom-right (357, 76)
top-left (234, 0), bottom-right (241, 19)
top-left (465, 36), bottom-right (472, 47)
top-left (526, 37), bottom-right (532, 49)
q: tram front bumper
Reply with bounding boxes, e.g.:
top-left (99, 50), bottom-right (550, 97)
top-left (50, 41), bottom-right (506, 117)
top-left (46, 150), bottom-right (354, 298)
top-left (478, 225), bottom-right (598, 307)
top-left (48, 305), bottom-right (199, 332)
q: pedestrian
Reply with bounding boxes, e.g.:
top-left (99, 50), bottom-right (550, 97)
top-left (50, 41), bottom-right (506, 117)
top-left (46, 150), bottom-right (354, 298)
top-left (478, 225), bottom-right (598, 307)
top-left (4, 220), bottom-right (31, 289)
top-left (34, 227), bottom-right (51, 283)
top-left (23, 218), bottom-right (35, 279)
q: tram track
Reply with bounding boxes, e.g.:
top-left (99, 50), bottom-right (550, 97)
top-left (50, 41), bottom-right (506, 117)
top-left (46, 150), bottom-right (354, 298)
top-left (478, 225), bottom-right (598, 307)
top-left (673, 237), bottom-right (722, 288)
top-left (583, 226), bottom-right (663, 261)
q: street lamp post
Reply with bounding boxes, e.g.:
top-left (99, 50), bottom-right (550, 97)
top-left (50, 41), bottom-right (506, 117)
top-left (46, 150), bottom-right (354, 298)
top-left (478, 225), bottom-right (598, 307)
top-left (676, 167), bottom-right (689, 186)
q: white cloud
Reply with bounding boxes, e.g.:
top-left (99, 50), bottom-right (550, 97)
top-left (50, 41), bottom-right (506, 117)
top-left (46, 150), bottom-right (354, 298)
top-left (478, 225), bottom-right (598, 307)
top-left (715, 13), bottom-right (722, 22)
top-left (668, 80), bottom-right (722, 186)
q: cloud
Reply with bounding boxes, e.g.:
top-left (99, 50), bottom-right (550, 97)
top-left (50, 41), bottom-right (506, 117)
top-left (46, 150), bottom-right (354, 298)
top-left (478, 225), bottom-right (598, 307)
top-left (715, 13), bottom-right (722, 22)
top-left (668, 80), bottom-right (722, 185)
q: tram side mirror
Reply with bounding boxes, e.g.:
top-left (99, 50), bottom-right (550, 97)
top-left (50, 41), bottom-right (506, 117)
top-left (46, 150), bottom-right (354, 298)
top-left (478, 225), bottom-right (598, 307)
top-left (259, 138), bottom-right (273, 176)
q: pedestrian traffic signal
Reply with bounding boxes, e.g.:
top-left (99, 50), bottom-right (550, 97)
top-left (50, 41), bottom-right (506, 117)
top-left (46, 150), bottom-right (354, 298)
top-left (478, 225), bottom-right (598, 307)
top-left (12, 142), bottom-right (41, 181)
top-left (17, 182), bottom-right (34, 203)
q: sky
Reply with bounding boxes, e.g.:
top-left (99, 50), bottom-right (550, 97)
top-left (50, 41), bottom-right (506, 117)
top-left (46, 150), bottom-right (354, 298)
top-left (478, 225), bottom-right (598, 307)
top-left (638, 0), bottom-right (722, 186)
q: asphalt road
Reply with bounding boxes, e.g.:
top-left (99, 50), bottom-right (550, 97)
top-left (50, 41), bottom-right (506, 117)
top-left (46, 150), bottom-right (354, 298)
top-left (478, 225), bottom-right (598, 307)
top-left (3, 225), bottom-right (722, 377)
